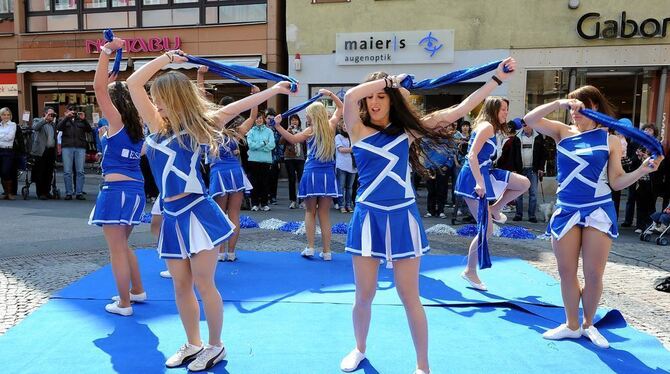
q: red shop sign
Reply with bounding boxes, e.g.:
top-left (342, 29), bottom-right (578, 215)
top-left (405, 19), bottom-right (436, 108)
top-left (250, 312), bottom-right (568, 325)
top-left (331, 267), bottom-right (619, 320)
top-left (85, 37), bottom-right (182, 54)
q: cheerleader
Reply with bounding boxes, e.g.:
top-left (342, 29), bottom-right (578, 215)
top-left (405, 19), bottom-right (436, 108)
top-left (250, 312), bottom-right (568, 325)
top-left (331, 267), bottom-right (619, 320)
top-left (89, 38), bottom-right (146, 316)
top-left (273, 89), bottom-right (342, 260)
top-left (209, 86), bottom-right (260, 262)
top-left (523, 86), bottom-right (663, 348)
top-left (339, 58), bottom-right (517, 374)
top-left (127, 47), bottom-right (293, 371)
top-left (454, 96), bottom-right (530, 291)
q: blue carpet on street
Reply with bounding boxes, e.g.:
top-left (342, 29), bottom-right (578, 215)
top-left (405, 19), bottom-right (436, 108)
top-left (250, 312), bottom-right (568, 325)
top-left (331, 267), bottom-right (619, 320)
top-left (0, 250), bottom-right (668, 373)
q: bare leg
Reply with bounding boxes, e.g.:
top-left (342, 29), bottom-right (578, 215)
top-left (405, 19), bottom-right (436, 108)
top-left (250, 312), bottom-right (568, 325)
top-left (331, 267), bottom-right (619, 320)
top-left (124, 225), bottom-right (144, 295)
top-left (225, 192), bottom-right (243, 253)
top-left (214, 195), bottom-right (229, 255)
top-left (580, 227), bottom-right (611, 328)
top-left (167, 258), bottom-right (202, 346)
top-left (191, 248), bottom-right (223, 346)
top-left (103, 225), bottom-right (133, 308)
top-left (462, 197), bottom-right (493, 284)
top-left (304, 197), bottom-right (317, 249)
top-left (490, 173), bottom-right (530, 219)
top-left (551, 227), bottom-right (582, 330)
top-left (393, 257), bottom-right (429, 372)
top-left (351, 256), bottom-right (380, 353)
top-left (316, 196), bottom-right (332, 253)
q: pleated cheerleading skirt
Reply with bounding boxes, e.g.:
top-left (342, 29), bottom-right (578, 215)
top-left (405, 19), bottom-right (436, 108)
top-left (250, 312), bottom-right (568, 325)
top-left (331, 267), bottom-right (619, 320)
top-left (455, 164), bottom-right (510, 201)
top-left (158, 194), bottom-right (235, 259)
top-left (298, 165), bottom-right (340, 199)
top-left (209, 162), bottom-right (253, 197)
top-left (547, 198), bottom-right (619, 240)
top-left (345, 198), bottom-right (430, 261)
top-left (88, 180), bottom-right (146, 226)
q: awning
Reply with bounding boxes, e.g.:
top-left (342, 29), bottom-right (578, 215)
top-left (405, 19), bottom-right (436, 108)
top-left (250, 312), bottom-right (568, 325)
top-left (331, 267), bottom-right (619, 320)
top-left (16, 61), bottom-right (128, 74)
top-left (132, 57), bottom-right (261, 71)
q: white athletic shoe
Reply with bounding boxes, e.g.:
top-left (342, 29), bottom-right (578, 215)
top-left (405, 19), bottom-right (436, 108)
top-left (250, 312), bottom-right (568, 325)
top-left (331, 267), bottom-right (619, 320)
top-left (301, 247), bottom-right (315, 257)
top-left (261, 205), bottom-right (271, 211)
top-left (159, 270), bottom-right (172, 279)
top-left (340, 348), bottom-right (365, 372)
top-left (491, 211), bottom-right (507, 224)
top-left (424, 212), bottom-right (432, 218)
top-left (104, 301), bottom-right (133, 316)
top-left (217, 252), bottom-right (227, 262)
top-left (187, 345), bottom-right (226, 371)
top-left (334, 203), bottom-right (340, 210)
top-left (251, 205), bottom-right (259, 211)
top-left (542, 324), bottom-right (582, 340)
top-left (319, 251), bottom-right (332, 261)
top-left (111, 291), bottom-right (147, 303)
top-left (165, 343), bottom-right (204, 368)
top-left (582, 325), bottom-right (610, 348)
top-left (460, 271), bottom-right (487, 291)
top-left (414, 370), bottom-right (428, 374)
top-left (226, 252), bottom-right (237, 262)
top-left (289, 201), bottom-right (297, 209)
top-left (439, 212), bottom-right (447, 219)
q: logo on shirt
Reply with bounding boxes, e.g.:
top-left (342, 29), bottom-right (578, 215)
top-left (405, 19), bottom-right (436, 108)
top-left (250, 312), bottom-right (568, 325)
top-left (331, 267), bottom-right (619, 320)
top-left (121, 148), bottom-right (141, 160)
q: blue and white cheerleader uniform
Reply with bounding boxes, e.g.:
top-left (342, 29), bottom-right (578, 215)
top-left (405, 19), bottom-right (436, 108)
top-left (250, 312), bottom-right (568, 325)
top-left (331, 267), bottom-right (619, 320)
top-left (145, 131), bottom-right (235, 259)
top-left (88, 127), bottom-right (145, 226)
top-left (548, 128), bottom-right (618, 240)
top-left (297, 137), bottom-right (340, 199)
top-left (208, 139), bottom-right (252, 197)
top-left (345, 128), bottom-right (430, 261)
top-left (454, 131), bottom-right (510, 201)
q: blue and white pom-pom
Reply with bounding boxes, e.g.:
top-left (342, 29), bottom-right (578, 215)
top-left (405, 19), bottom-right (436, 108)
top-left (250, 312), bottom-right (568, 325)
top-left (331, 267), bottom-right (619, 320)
top-left (259, 218), bottom-right (287, 230)
top-left (425, 224), bottom-right (458, 235)
top-left (139, 212), bottom-right (153, 224)
top-left (279, 221), bottom-right (302, 233)
top-left (331, 222), bottom-right (349, 234)
top-left (293, 221), bottom-right (321, 235)
top-left (497, 225), bottom-right (536, 239)
top-left (239, 215), bottom-right (259, 229)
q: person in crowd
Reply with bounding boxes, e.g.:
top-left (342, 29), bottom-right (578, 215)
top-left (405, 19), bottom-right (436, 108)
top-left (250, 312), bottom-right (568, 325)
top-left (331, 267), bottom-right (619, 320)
top-left (0, 107), bottom-right (22, 200)
top-left (523, 85), bottom-right (663, 349)
top-left (282, 114), bottom-right (306, 209)
top-left (423, 125), bottom-right (457, 219)
top-left (30, 108), bottom-right (58, 200)
top-left (57, 105), bottom-right (92, 200)
top-left (634, 146), bottom-right (656, 234)
top-left (267, 108), bottom-right (283, 205)
top-left (512, 124), bottom-right (546, 223)
top-left (335, 120), bottom-right (357, 213)
top-left (247, 111), bottom-right (275, 211)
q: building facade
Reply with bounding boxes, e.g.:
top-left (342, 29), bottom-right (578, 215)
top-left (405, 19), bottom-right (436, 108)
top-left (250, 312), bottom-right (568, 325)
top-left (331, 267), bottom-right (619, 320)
top-left (0, 0), bottom-right (285, 122)
top-left (287, 0), bottom-right (670, 151)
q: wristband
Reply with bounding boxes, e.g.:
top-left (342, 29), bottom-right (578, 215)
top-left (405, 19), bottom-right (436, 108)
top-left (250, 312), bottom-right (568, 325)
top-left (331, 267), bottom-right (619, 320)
top-left (491, 76), bottom-right (503, 86)
top-left (100, 46), bottom-right (113, 56)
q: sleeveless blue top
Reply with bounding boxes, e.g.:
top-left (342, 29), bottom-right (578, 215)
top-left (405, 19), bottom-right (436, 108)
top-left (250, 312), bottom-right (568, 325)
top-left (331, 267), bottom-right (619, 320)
top-left (304, 136), bottom-right (335, 170)
top-left (461, 131), bottom-right (497, 169)
top-left (100, 126), bottom-right (144, 181)
top-left (352, 130), bottom-right (415, 204)
top-left (145, 131), bottom-right (207, 200)
top-left (208, 138), bottom-right (240, 169)
top-left (555, 128), bottom-right (612, 206)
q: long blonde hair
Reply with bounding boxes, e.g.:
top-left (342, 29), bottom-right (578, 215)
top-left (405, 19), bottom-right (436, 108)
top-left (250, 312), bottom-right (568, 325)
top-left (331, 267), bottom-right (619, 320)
top-left (306, 102), bottom-right (335, 162)
top-left (472, 96), bottom-right (509, 135)
top-left (150, 71), bottom-right (234, 155)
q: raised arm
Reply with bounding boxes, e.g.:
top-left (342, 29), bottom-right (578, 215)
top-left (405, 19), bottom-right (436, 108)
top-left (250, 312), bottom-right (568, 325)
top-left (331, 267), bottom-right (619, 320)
top-left (319, 89), bottom-right (343, 132)
top-left (522, 99), bottom-right (579, 142)
top-left (127, 51), bottom-right (187, 133)
top-left (233, 86), bottom-right (261, 136)
top-left (196, 65), bottom-right (208, 92)
top-left (94, 37), bottom-right (125, 135)
top-left (608, 137), bottom-right (663, 191)
top-left (421, 58), bottom-right (516, 129)
top-left (343, 76), bottom-right (395, 136)
top-left (271, 114), bottom-right (312, 144)
top-left (215, 82), bottom-right (293, 127)
top-left (467, 123), bottom-right (495, 197)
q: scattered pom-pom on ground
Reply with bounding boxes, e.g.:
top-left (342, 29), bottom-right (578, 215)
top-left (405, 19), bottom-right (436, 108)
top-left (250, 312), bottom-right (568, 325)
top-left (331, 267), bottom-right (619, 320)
top-left (497, 226), bottom-right (536, 240)
top-left (425, 224), bottom-right (458, 235)
top-left (258, 218), bottom-right (287, 230)
top-left (331, 222), bottom-right (349, 234)
top-left (139, 212), bottom-right (152, 224)
top-left (239, 215), bottom-right (259, 229)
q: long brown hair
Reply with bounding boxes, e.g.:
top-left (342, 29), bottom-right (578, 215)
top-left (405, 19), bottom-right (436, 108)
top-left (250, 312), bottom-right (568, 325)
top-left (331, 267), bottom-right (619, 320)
top-left (472, 96), bottom-right (509, 135)
top-left (567, 85), bottom-right (615, 118)
top-left (109, 82), bottom-right (144, 143)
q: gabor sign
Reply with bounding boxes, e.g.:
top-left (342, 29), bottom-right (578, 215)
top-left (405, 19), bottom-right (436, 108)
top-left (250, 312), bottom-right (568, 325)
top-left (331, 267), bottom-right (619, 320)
top-left (577, 11), bottom-right (670, 39)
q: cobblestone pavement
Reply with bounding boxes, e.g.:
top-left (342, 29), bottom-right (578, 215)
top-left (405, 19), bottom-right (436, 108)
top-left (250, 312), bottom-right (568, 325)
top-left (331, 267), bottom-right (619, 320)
top-left (1, 227), bottom-right (668, 350)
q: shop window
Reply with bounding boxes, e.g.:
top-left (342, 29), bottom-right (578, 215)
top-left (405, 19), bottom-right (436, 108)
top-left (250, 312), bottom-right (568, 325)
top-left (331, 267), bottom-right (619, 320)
top-left (143, 8), bottom-right (199, 27)
top-left (219, 4), bottom-right (266, 24)
top-left (83, 11), bottom-right (136, 29)
top-left (84, 0), bottom-right (107, 9)
top-left (54, 0), bottom-right (77, 11)
top-left (28, 0), bottom-right (51, 12)
top-left (0, 0), bottom-right (14, 16)
top-left (311, 0), bottom-right (350, 3)
top-left (111, 0), bottom-right (136, 7)
top-left (28, 14), bottom-right (78, 32)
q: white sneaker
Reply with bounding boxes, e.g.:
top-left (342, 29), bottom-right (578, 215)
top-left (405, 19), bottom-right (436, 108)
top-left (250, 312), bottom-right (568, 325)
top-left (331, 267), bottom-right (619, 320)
top-left (460, 271), bottom-right (487, 291)
top-left (634, 228), bottom-right (643, 234)
top-left (187, 344), bottom-right (226, 371)
top-left (340, 348), bottom-right (365, 372)
top-left (414, 370), bottom-right (428, 374)
top-left (165, 343), bottom-right (204, 368)
top-left (159, 270), bottom-right (172, 279)
top-left (104, 301), bottom-right (133, 316)
top-left (424, 212), bottom-right (432, 218)
top-left (299, 202), bottom-right (305, 209)
top-left (334, 203), bottom-right (340, 210)
top-left (542, 324), bottom-right (582, 340)
top-left (111, 291), bottom-right (147, 303)
top-left (582, 325), bottom-right (610, 348)
top-left (289, 201), bottom-right (297, 209)
top-left (251, 205), bottom-right (259, 211)
top-left (217, 252), bottom-right (227, 262)
top-left (439, 212), bottom-right (447, 219)
top-left (261, 205), bottom-right (271, 211)
top-left (319, 251), bottom-right (332, 261)
top-left (491, 211), bottom-right (507, 224)
top-left (301, 247), bottom-right (315, 257)
top-left (226, 252), bottom-right (237, 262)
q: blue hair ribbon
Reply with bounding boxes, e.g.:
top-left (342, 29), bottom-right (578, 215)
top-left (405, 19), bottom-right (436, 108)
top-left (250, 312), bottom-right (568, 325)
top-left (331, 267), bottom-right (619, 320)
top-left (400, 60), bottom-right (510, 90)
top-left (476, 196), bottom-right (492, 269)
top-left (268, 93), bottom-right (324, 126)
top-left (579, 109), bottom-right (664, 157)
top-left (185, 55), bottom-right (299, 92)
top-left (103, 29), bottom-right (123, 76)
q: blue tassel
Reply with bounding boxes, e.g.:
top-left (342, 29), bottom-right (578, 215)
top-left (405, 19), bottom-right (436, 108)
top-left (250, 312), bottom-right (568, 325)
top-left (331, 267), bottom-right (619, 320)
top-left (580, 109), bottom-right (664, 157)
top-left (399, 60), bottom-right (510, 90)
top-left (278, 221), bottom-right (302, 233)
top-left (331, 222), bottom-right (349, 234)
top-left (498, 226), bottom-right (536, 240)
top-left (476, 197), bottom-right (492, 269)
top-left (269, 93), bottom-right (323, 126)
top-left (103, 29), bottom-right (122, 76)
top-left (239, 215), bottom-right (259, 229)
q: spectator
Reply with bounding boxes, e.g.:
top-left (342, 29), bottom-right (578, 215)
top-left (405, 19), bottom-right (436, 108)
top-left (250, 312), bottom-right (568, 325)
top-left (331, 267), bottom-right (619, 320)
top-left (266, 108), bottom-right (283, 205)
top-left (94, 116), bottom-right (109, 154)
top-left (634, 124), bottom-right (661, 233)
top-left (57, 105), bottom-right (92, 200)
top-left (31, 108), bottom-right (58, 200)
top-left (512, 125), bottom-right (546, 223)
top-left (610, 130), bottom-right (630, 218)
top-left (335, 121), bottom-right (356, 213)
top-left (246, 111), bottom-right (275, 210)
top-left (0, 107), bottom-right (22, 199)
top-left (282, 114), bottom-right (306, 209)
top-left (622, 135), bottom-right (642, 227)
top-left (422, 125), bottom-right (457, 218)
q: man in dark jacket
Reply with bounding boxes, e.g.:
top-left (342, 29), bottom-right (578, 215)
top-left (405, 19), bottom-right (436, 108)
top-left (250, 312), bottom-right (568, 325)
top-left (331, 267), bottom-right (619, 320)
top-left (512, 126), bottom-right (546, 223)
top-left (31, 108), bottom-right (58, 199)
top-left (57, 106), bottom-right (92, 200)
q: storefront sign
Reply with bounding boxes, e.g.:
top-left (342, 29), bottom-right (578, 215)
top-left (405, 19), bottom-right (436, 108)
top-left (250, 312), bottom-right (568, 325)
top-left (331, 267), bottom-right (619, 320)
top-left (577, 12), bottom-right (670, 40)
top-left (85, 37), bottom-right (182, 54)
top-left (0, 84), bottom-right (17, 97)
top-left (336, 30), bottom-right (454, 65)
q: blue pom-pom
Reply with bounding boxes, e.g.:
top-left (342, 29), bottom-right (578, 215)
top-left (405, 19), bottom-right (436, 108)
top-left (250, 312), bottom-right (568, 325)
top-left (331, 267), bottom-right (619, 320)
top-left (457, 224), bottom-right (478, 237)
top-left (512, 117), bottom-right (524, 130)
top-left (499, 225), bottom-right (536, 240)
top-left (103, 29), bottom-right (114, 42)
top-left (331, 222), bottom-right (349, 234)
top-left (239, 215), bottom-right (259, 229)
top-left (618, 118), bottom-right (633, 128)
top-left (139, 212), bottom-right (152, 224)
top-left (278, 221), bottom-right (302, 233)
